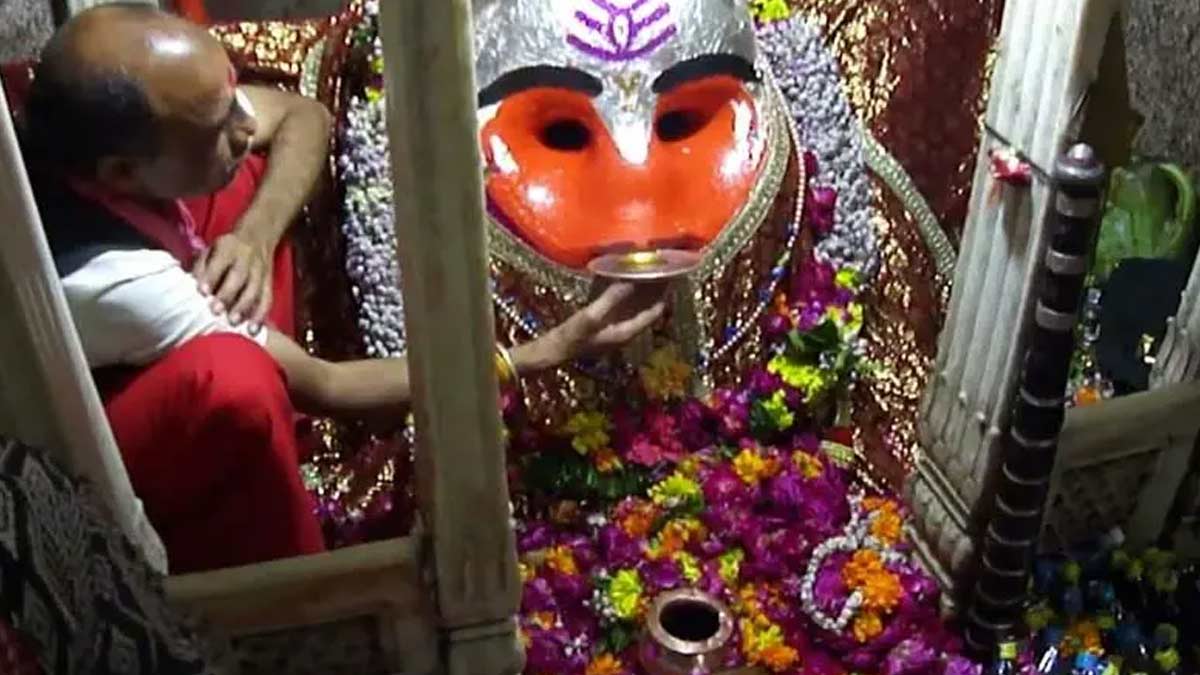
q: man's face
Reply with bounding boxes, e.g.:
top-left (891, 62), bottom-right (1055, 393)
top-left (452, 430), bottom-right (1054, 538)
top-left (126, 40), bottom-right (257, 199)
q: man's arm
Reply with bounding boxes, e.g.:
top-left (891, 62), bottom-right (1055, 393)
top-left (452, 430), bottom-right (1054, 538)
top-left (267, 282), bottom-right (667, 418)
top-left (193, 85), bottom-right (333, 326)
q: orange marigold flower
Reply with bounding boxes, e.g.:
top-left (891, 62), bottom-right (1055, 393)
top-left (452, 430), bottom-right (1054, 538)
top-left (545, 545), bottom-right (578, 576)
top-left (862, 496), bottom-right (899, 513)
top-left (760, 644), bottom-right (800, 672)
top-left (869, 508), bottom-right (904, 546)
top-left (618, 501), bottom-right (659, 539)
top-left (532, 611), bottom-right (557, 630)
top-left (852, 611), bottom-right (884, 643)
top-left (861, 569), bottom-right (903, 612)
top-left (734, 447), bottom-right (774, 485)
top-left (592, 447), bottom-right (622, 474)
top-left (842, 550), bottom-right (885, 587)
top-left (585, 653), bottom-right (625, 675)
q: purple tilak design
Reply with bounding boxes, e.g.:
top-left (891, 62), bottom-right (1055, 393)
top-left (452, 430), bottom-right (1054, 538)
top-left (567, 0), bottom-right (677, 62)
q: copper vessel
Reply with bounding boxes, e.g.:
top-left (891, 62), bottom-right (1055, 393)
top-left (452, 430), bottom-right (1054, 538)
top-left (587, 249), bottom-right (702, 282)
top-left (638, 589), bottom-right (737, 675)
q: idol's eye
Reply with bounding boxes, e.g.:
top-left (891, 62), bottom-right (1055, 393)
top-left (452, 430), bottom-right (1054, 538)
top-left (655, 109), bottom-right (706, 142)
top-left (540, 118), bottom-right (592, 151)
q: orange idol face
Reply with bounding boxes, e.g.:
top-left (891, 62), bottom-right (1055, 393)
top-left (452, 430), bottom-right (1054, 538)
top-left (474, 0), bottom-right (768, 271)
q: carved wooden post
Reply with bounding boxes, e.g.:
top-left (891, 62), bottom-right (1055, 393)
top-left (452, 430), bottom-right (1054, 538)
top-left (964, 145), bottom-right (1105, 653)
top-left (908, 0), bottom-right (1122, 601)
top-left (0, 82), bottom-right (167, 572)
top-left (377, 3), bottom-right (523, 675)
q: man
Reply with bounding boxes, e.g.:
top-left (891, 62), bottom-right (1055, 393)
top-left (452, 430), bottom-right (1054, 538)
top-left (21, 4), bottom-right (664, 573)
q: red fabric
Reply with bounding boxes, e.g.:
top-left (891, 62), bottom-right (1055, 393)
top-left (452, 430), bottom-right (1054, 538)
top-left (183, 153), bottom-right (296, 337)
top-left (102, 155), bottom-right (318, 572)
top-left (0, 619), bottom-right (41, 675)
top-left (104, 335), bottom-right (324, 573)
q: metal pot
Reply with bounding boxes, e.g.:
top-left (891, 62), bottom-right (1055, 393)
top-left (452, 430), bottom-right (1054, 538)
top-left (637, 588), bottom-right (736, 675)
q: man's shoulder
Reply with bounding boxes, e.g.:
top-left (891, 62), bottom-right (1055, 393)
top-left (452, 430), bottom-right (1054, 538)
top-left (30, 174), bottom-right (155, 277)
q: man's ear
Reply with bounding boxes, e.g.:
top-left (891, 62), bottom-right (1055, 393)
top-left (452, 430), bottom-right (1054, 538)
top-left (93, 156), bottom-right (142, 194)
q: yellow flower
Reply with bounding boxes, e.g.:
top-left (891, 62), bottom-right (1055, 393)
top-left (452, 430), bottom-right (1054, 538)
top-left (767, 355), bottom-right (831, 402)
top-left (640, 344), bottom-right (693, 401)
top-left (869, 509), bottom-right (904, 546)
top-left (518, 561), bottom-right (534, 582)
top-left (649, 472), bottom-right (702, 508)
top-left (793, 451), bottom-right (823, 479)
top-left (586, 653), bottom-right (625, 675)
top-left (749, 0), bottom-right (791, 22)
top-left (852, 611), bottom-right (883, 642)
top-left (592, 447), bottom-right (622, 473)
top-left (720, 549), bottom-right (745, 586)
top-left (564, 411), bottom-right (611, 455)
top-left (677, 455), bottom-right (702, 477)
top-left (733, 447), bottom-right (771, 485)
top-left (545, 545), bottom-right (578, 576)
top-left (835, 268), bottom-right (860, 290)
top-left (760, 390), bottom-right (796, 431)
top-left (675, 551), bottom-right (702, 583)
top-left (608, 569), bottom-right (644, 621)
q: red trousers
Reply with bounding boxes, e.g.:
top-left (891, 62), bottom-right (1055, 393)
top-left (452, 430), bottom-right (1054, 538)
top-left (101, 155), bottom-right (325, 573)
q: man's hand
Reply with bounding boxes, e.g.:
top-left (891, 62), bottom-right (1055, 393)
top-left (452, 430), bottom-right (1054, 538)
top-left (514, 282), bottom-right (668, 372)
top-left (193, 232), bottom-right (274, 327)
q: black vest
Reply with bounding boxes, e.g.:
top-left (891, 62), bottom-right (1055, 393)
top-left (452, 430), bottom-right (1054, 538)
top-left (30, 172), bottom-right (159, 278)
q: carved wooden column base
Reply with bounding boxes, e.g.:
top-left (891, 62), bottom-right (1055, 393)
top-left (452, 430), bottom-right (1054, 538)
top-left (906, 459), bottom-right (979, 608)
top-left (445, 617), bottom-right (525, 675)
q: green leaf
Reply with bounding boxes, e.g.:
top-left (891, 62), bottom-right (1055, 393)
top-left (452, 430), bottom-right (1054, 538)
top-left (1094, 163), bottom-right (1198, 281)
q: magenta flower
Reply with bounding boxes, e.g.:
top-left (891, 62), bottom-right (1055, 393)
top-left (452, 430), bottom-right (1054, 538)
top-left (763, 311), bottom-right (793, 339)
top-left (521, 576), bottom-right (557, 613)
top-left (526, 627), bottom-right (570, 675)
top-left (747, 367), bottom-right (785, 397)
top-left (549, 571), bottom-right (592, 606)
top-left (942, 656), bottom-right (983, 675)
top-left (806, 185), bottom-right (838, 236)
top-left (702, 463), bottom-right (753, 507)
top-left (518, 521), bottom-right (555, 553)
top-left (883, 638), bottom-right (940, 675)
top-left (598, 524), bottom-right (642, 568)
top-left (640, 558), bottom-right (684, 593)
top-left (677, 399), bottom-right (714, 450)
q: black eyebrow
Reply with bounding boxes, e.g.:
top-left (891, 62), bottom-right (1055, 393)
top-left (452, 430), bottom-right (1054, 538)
top-left (477, 66), bottom-right (604, 107)
top-left (652, 54), bottom-right (758, 94)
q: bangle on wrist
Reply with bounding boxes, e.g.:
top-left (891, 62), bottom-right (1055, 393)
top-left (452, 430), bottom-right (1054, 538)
top-left (495, 343), bottom-right (520, 391)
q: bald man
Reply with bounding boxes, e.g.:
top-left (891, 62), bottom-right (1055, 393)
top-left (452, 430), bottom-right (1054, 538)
top-left (21, 4), bottom-right (665, 572)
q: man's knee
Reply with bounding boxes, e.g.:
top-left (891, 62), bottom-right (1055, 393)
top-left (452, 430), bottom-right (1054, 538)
top-left (168, 334), bottom-right (290, 437)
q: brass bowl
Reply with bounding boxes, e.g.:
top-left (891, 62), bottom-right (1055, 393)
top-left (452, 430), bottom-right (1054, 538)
top-left (586, 248), bottom-right (702, 282)
top-left (638, 588), bottom-right (736, 675)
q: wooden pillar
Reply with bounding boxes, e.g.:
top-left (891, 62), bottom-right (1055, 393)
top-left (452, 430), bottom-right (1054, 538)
top-left (0, 79), bottom-right (166, 571)
top-left (376, 3), bottom-right (523, 675)
top-left (964, 144), bottom-right (1105, 653)
top-left (908, 0), bottom-right (1122, 602)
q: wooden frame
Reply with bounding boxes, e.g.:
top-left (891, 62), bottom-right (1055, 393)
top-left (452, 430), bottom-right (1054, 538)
top-left (0, 1), bottom-right (516, 673)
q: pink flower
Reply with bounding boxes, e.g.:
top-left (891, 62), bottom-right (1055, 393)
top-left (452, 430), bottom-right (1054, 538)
top-left (625, 433), bottom-right (666, 467)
